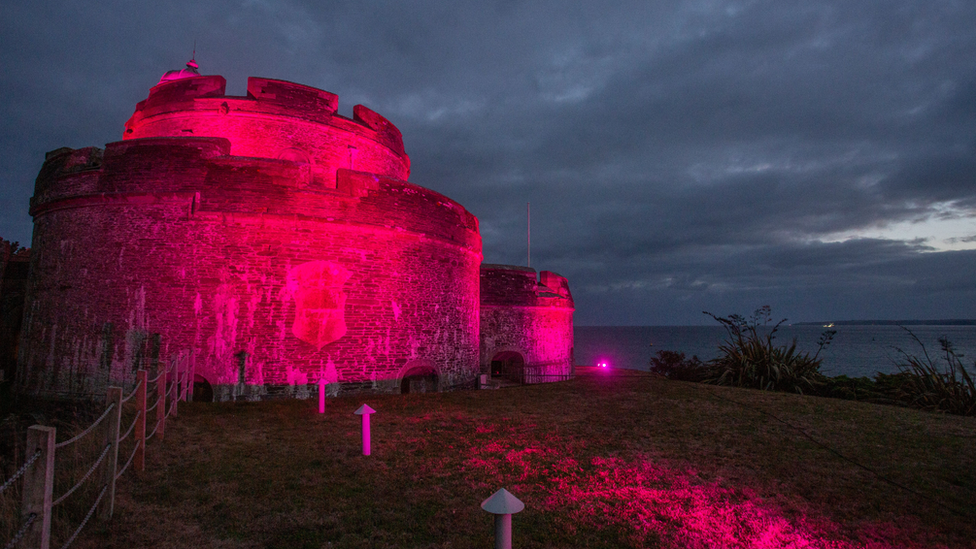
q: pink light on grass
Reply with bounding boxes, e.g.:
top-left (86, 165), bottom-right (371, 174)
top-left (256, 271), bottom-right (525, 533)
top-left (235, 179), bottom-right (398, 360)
top-left (460, 431), bottom-right (914, 548)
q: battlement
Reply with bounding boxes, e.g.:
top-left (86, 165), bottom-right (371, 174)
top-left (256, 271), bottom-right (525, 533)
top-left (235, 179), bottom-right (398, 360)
top-left (480, 265), bottom-right (575, 309)
top-left (139, 75), bottom-right (228, 109)
top-left (246, 77), bottom-right (338, 114)
top-left (125, 76), bottom-right (407, 175)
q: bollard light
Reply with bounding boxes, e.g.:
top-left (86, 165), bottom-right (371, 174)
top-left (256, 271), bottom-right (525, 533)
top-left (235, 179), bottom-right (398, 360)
top-left (318, 379), bottom-right (326, 414)
top-left (481, 488), bottom-right (524, 549)
top-left (353, 404), bottom-right (376, 456)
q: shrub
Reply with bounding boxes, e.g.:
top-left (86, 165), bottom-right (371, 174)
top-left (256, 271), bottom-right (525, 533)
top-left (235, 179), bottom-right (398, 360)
top-left (817, 374), bottom-right (905, 404)
top-left (649, 350), bottom-right (709, 381)
top-left (888, 330), bottom-right (976, 416)
top-left (703, 306), bottom-right (835, 394)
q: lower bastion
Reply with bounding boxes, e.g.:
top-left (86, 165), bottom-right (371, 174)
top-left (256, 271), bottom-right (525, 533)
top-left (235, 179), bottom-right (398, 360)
top-left (14, 62), bottom-right (573, 401)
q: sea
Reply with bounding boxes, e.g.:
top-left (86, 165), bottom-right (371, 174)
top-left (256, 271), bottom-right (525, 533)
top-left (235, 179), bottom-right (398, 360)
top-left (574, 325), bottom-right (976, 378)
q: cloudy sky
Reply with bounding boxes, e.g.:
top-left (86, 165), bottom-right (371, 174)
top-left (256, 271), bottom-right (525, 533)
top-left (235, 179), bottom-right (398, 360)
top-left (2, 0), bottom-right (975, 325)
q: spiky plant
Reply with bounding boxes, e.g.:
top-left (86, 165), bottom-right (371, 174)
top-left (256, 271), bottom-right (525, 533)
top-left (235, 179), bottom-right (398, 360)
top-left (891, 330), bottom-right (976, 416)
top-left (703, 306), bottom-right (834, 394)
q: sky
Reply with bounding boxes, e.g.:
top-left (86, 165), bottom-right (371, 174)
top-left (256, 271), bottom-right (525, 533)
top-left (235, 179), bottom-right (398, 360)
top-left (2, 0), bottom-right (975, 325)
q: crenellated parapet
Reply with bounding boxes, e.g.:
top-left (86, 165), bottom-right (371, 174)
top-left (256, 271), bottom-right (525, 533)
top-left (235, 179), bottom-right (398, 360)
top-left (480, 265), bottom-right (575, 309)
top-left (124, 75), bottom-right (410, 186)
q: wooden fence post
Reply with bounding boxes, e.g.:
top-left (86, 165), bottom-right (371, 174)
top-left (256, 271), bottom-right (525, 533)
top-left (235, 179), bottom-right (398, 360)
top-left (157, 365), bottom-right (167, 441)
top-left (98, 387), bottom-right (122, 521)
top-left (135, 370), bottom-right (147, 472)
top-left (22, 426), bottom-right (55, 549)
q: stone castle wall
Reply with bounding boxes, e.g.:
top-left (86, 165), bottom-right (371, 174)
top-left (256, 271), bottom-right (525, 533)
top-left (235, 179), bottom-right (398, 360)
top-left (479, 265), bottom-right (575, 383)
top-left (16, 71), bottom-right (575, 402)
top-left (18, 76), bottom-right (482, 401)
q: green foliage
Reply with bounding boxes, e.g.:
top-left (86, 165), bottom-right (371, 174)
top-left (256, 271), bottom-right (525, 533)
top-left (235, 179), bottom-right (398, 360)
top-left (649, 307), bottom-right (976, 417)
top-left (649, 350), bottom-right (709, 381)
top-left (817, 373), bottom-right (911, 406)
top-left (703, 306), bottom-right (835, 394)
top-left (888, 330), bottom-right (976, 416)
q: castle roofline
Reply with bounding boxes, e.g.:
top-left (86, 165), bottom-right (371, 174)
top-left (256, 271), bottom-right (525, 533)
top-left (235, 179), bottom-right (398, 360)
top-left (480, 264), bottom-right (536, 273)
top-left (126, 74), bottom-right (408, 174)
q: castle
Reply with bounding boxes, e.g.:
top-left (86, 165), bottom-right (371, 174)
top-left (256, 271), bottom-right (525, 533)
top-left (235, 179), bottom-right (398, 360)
top-left (12, 60), bottom-right (574, 402)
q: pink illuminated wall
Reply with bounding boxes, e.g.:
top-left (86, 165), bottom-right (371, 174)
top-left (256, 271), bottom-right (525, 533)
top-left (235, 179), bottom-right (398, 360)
top-left (18, 72), bottom-right (483, 401)
top-left (479, 265), bottom-right (575, 382)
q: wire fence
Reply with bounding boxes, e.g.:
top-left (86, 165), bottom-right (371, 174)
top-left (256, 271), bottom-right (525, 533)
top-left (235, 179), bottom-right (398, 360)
top-left (1, 352), bottom-right (193, 549)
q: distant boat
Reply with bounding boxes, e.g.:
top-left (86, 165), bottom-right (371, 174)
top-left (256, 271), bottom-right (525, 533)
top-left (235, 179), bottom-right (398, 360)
top-left (823, 323), bottom-right (835, 328)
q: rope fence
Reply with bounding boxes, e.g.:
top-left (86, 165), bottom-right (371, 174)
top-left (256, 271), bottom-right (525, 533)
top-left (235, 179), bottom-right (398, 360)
top-left (0, 451), bottom-right (41, 497)
top-left (57, 485), bottom-right (106, 549)
top-left (120, 379), bottom-right (142, 405)
top-left (2, 346), bottom-right (194, 549)
top-left (145, 420), bottom-right (160, 443)
top-left (3, 513), bottom-right (35, 549)
top-left (51, 444), bottom-right (110, 508)
top-left (119, 411), bottom-right (141, 443)
top-left (53, 405), bottom-right (114, 450)
top-left (116, 442), bottom-right (141, 480)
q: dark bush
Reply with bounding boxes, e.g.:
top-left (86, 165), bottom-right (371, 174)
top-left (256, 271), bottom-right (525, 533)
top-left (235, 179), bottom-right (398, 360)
top-left (888, 331), bottom-right (976, 416)
top-left (817, 374), bottom-right (904, 405)
top-left (649, 350), bottom-right (709, 381)
top-left (703, 306), bottom-right (834, 394)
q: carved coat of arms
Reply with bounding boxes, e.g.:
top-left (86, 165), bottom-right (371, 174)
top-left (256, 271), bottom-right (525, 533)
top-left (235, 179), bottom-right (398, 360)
top-left (287, 261), bottom-right (352, 349)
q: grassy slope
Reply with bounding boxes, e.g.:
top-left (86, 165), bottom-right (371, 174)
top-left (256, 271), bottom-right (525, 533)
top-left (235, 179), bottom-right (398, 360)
top-left (69, 368), bottom-right (975, 549)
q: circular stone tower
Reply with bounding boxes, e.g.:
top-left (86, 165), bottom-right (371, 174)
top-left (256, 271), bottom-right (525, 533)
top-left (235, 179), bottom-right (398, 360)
top-left (19, 65), bottom-right (482, 400)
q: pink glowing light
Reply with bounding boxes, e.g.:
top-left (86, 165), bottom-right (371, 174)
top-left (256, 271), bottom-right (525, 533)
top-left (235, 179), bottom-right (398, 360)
top-left (597, 360), bottom-right (609, 368)
top-left (318, 379), bottom-right (326, 414)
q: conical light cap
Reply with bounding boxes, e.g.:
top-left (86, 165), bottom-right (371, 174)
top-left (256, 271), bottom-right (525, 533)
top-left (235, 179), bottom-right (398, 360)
top-left (354, 404), bottom-right (376, 415)
top-left (481, 488), bottom-right (525, 515)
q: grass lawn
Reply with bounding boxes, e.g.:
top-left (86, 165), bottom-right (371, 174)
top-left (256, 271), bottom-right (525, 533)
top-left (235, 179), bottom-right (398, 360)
top-left (67, 367), bottom-right (975, 548)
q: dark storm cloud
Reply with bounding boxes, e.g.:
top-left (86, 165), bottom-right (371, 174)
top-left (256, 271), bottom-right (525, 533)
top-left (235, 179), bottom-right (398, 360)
top-left (2, 0), bottom-right (975, 324)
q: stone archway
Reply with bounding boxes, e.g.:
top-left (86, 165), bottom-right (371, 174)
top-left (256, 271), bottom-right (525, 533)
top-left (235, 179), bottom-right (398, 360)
top-left (490, 351), bottom-right (525, 383)
top-left (399, 361), bottom-right (439, 394)
top-left (192, 374), bottom-right (214, 403)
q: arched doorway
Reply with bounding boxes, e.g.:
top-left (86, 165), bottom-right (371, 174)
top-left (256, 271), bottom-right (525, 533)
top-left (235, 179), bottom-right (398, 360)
top-left (400, 365), bottom-right (439, 394)
top-left (193, 374), bottom-right (214, 403)
top-left (491, 351), bottom-right (525, 383)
